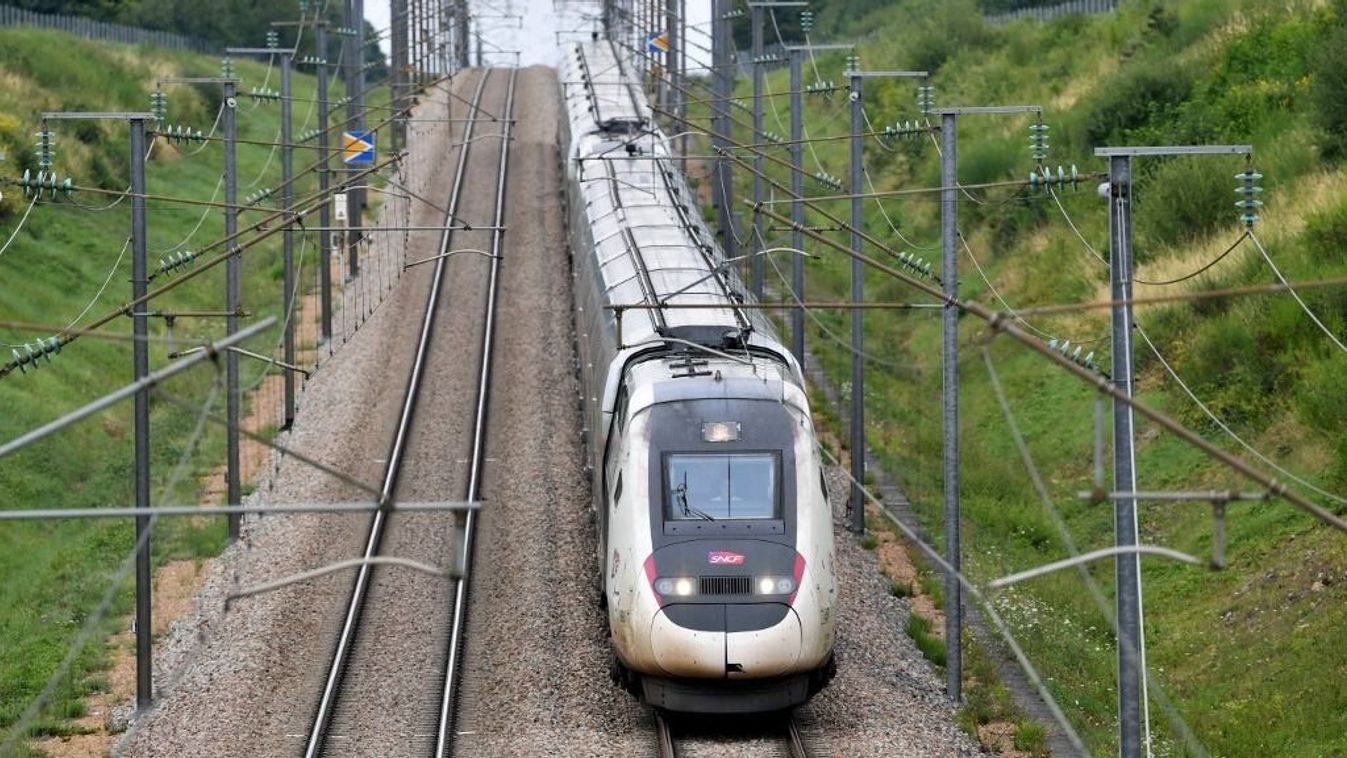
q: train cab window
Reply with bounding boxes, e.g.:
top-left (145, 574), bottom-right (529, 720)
top-left (666, 453), bottom-right (778, 521)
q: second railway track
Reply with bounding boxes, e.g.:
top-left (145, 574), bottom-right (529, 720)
top-left (302, 65), bottom-right (517, 758)
top-left (655, 710), bottom-right (815, 758)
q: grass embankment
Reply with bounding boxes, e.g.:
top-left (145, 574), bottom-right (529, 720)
top-left (737, 0), bottom-right (1347, 754)
top-left (0, 30), bottom-right (329, 752)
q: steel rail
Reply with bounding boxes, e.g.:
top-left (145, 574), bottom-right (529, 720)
top-left (786, 716), bottom-right (809, 758)
top-left (301, 68), bottom-right (495, 758)
top-left (650, 711), bottom-right (808, 757)
top-left (655, 710), bottom-right (677, 758)
top-left (434, 64), bottom-right (518, 758)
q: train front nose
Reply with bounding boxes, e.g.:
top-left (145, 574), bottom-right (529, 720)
top-left (650, 603), bottom-right (802, 678)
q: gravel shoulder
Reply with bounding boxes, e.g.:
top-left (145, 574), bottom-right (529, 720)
top-left (445, 64), bottom-right (652, 756)
top-left (117, 65), bottom-right (979, 758)
top-left (117, 73), bottom-right (470, 758)
top-left (317, 66), bottom-right (508, 758)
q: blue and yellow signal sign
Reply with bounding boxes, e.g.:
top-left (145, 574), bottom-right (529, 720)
top-left (646, 31), bottom-right (670, 55)
top-left (342, 130), bottom-right (375, 165)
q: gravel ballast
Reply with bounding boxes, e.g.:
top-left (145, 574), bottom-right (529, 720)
top-left (119, 65), bottom-right (978, 758)
top-left (118, 72), bottom-right (479, 757)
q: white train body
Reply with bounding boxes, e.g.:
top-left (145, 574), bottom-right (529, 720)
top-left (560, 39), bottom-right (837, 713)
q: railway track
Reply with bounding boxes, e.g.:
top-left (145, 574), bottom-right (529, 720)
top-left (435, 63), bottom-right (517, 757)
top-left (654, 710), bottom-right (815, 758)
top-left (301, 65), bottom-right (517, 758)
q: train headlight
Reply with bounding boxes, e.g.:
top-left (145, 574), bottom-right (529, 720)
top-left (655, 577), bottom-right (697, 597)
top-left (702, 421), bottom-right (740, 443)
top-left (756, 576), bottom-right (795, 595)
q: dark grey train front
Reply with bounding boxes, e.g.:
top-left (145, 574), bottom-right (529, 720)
top-left (561, 39), bottom-right (838, 713)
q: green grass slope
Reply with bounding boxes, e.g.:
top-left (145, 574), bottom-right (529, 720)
top-left (740, 0), bottom-right (1347, 754)
top-left (0, 30), bottom-right (326, 750)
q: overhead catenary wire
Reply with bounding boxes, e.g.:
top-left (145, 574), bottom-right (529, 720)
top-left (814, 441), bottom-right (1089, 755)
top-left (981, 345), bottom-right (1210, 757)
top-left (0, 151), bottom-right (404, 378)
top-left (1136, 231), bottom-right (1250, 286)
top-left (960, 231), bottom-right (1103, 345)
top-left (759, 229), bottom-right (927, 374)
top-left (1049, 184), bottom-right (1109, 266)
top-left (0, 371), bottom-right (224, 758)
top-left (0, 196), bottom-right (39, 260)
top-left (746, 199), bottom-right (1347, 534)
top-left (1248, 229), bottom-right (1347, 356)
top-left (1135, 323), bottom-right (1347, 506)
top-left (1000, 275), bottom-right (1347, 319)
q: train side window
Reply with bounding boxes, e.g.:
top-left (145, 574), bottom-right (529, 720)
top-left (613, 472), bottom-right (623, 506)
top-left (613, 383), bottom-right (629, 426)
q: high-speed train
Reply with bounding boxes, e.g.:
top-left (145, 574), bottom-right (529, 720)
top-left (559, 38), bottom-right (837, 714)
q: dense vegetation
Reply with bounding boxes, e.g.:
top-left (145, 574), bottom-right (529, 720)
top-left (4, 0), bottom-right (387, 78)
top-left (733, 0), bottom-right (1347, 753)
top-left (0, 31), bottom-right (325, 752)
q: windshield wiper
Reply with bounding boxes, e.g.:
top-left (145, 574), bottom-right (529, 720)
top-left (674, 476), bottom-right (716, 521)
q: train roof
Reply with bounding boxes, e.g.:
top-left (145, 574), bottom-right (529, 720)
top-left (562, 40), bottom-right (647, 134)
top-left (573, 127), bottom-right (769, 349)
top-left (561, 39), bottom-right (802, 390)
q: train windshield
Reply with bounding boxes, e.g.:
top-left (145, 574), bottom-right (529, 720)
top-left (666, 453), bottom-right (778, 521)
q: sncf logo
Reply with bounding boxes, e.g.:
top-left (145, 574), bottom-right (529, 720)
top-left (707, 550), bottom-right (746, 565)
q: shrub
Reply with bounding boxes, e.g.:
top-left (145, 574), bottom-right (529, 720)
top-left (903, 0), bottom-right (991, 73)
top-left (1135, 157), bottom-right (1237, 251)
top-left (1296, 357), bottom-right (1347, 439)
top-left (1070, 59), bottom-right (1193, 150)
top-left (889, 580), bottom-right (913, 598)
top-left (1304, 200), bottom-right (1347, 262)
top-left (1014, 720), bottom-right (1049, 755)
top-left (1311, 7), bottom-right (1347, 159)
top-left (905, 613), bottom-right (948, 666)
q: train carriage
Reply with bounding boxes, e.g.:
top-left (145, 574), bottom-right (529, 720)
top-left (561, 38), bottom-right (837, 713)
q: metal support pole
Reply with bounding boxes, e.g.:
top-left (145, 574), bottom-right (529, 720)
top-left (664, 0), bottom-right (677, 121)
top-left (711, 0), bottom-right (737, 261)
top-left (847, 71), bottom-right (864, 534)
top-left (224, 80), bottom-right (241, 539)
top-left (638, 0), bottom-right (647, 77)
top-left (750, 3), bottom-right (764, 298)
top-left (129, 117), bottom-right (152, 711)
top-left (455, 0), bottom-right (469, 69)
top-left (355, 0), bottom-right (367, 242)
top-left (409, 0), bottom-right (419, 77)
top-left (442, 0), bottom-right (451, 75)
top-left (1108, 153), bottom-right (1143, 758)
top-left (788, 49), bottom-right (804, 365)
top-left (392, 0), bottom-right (408, 150)
top-left (281, 53), bottom-right (296, 429)
top-left (344, 0), bottom-right (362, 277)
top-left (940, 111), bottom-right (963, 703)
top-left (677, 0), bottom-right (687, 166)
top-left (316, 26), bottom-right (333, 342)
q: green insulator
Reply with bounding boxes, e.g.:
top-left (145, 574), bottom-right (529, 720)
top-left (35, 130), bottom-right (54, 170)
top-left (1234, 170), bottom-right (1264, 228)
top-left (1029, 122), bottom-right (1049, 162)
top-left (151, 90), bottom-right (168, 124)
top-left (917, 85), bottom-right (935, 116)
